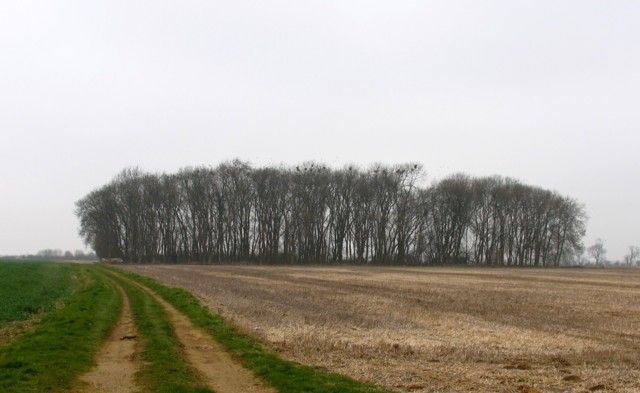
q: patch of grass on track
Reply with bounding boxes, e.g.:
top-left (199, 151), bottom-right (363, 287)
top-left (0, 261), bottom-right (75, 326)
top-left (116, 268), bottom-right (393, 393)
top-left (0, 264), bottom-right (120, 393)
top-left (104, 269), bottom-right (215, 393)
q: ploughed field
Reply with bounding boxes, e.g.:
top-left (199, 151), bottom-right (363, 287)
top-left (121, 265), bottom-right (640, 393)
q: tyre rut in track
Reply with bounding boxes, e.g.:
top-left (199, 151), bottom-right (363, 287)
top-left (128, 276), bottom-right (276, 393)
top-left (78, 281), bottom-right (140, 393)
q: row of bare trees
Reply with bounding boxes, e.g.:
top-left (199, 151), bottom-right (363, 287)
top-left (76, 160), bottom-right (587, 266)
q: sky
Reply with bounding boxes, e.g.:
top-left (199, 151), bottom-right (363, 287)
top-left (1, 1), bottom-right (638, 261)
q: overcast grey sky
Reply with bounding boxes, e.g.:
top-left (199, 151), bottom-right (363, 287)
top-left (1, 1), bottom-right (638, 261)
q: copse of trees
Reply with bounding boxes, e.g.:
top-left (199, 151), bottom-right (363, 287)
top-left (75, 160), bottom-right (587, 266)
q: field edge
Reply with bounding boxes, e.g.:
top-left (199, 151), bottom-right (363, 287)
top-left (112, 266), bottom-right (396, 393)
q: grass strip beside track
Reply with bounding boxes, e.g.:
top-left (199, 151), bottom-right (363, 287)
top-left (0, 265), bottom-right (120, 393)
top-left (103, 269), bottom-right (216, 393)
top-left (116, 268), bottom-right (393, 393)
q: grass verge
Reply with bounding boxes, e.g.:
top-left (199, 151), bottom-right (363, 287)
top-left (0, 265), bottom-right (120, 393)
top-left (115, 268), bottom-right (393, 393)
top-left (104, 269), bottom-right (215, 393)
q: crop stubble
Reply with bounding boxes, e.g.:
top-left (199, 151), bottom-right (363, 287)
top-left (121, 265), bottom-right (640, 393)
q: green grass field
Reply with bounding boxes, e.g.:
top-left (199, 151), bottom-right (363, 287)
top-left (0, 263), bottom-right (120, 393)
top-left (0, 261), bottom-right (76, 327)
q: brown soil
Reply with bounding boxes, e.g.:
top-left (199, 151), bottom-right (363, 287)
top-left (0, 319), bottom-right (39, 348)
top-left (77, 283), bottom-right (140, 393)
top-left (137, 282), bottom-right (276, 393)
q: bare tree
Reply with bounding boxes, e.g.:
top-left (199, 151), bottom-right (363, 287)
top-left (587, 238), bottom-right (607, 265)
top-left (623, 245), bottom-right (640, 266)
top-left (427, 174), bottom-right (473, 265)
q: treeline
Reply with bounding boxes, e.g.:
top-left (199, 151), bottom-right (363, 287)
top-left (36, 249), bottom-right (97, 260)
top-left (1, 250), bottom-right (97, 261)
top-left (76, 160), bottom-right (586, 266)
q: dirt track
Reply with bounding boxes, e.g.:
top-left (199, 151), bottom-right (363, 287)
top-left (77, 274), bottom-right (274, 393)
top-left (142, 286), bottom-right (276, 393)
top-left (77, 284), bottom-right (139, 393)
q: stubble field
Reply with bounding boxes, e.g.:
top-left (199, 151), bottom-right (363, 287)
top-left (121, 265), bottom-right (640, 393)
